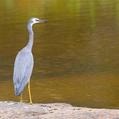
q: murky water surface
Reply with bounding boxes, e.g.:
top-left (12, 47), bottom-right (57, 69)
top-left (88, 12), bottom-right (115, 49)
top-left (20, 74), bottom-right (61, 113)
top-left (0, 0), bottom-right (119, 108)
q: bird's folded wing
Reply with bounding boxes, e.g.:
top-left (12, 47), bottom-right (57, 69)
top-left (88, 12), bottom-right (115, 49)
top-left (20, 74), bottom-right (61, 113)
top-left (13, 51), bottom-right (34, 95)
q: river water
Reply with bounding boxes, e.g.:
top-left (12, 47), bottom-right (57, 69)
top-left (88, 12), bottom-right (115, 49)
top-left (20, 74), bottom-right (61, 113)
top-left (0, 0), bottom-right (119, 108)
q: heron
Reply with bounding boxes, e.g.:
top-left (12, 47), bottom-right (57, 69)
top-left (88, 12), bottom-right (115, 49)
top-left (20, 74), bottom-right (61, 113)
top-left (13, 18), bottom-right (47, 104)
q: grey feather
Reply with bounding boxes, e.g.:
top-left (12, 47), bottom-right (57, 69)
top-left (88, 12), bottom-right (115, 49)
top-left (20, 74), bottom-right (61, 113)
top-left (13, 48), bottom-right (34, 96)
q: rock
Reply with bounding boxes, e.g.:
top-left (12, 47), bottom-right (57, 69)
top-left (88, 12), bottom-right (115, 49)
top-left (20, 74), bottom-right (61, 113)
top-left (0, 101), bottom-right (118, 119)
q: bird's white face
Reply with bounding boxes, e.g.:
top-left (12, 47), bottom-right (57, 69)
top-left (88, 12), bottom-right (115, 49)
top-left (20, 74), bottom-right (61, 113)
top-left (32, 18), bottom-right (40, 24)
top-left (30, 18), bottom-right (48, 24)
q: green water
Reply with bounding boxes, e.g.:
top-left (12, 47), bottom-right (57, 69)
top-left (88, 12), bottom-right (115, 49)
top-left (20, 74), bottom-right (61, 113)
top-left (0, 0), bottom-right (119, 108)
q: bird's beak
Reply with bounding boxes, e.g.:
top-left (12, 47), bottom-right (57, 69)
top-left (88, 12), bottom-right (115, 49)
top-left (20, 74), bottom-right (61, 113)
top-left (39, 19), bottom-right (48, 23)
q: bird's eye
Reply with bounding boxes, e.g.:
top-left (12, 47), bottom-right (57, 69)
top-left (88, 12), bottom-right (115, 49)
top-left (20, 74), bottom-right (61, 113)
top-left (36, 19), bottom-right (39, 21)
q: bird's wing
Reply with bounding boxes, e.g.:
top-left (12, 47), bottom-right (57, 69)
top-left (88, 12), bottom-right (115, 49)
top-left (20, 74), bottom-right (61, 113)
top-left (13, 50), bottom-right (34, 96)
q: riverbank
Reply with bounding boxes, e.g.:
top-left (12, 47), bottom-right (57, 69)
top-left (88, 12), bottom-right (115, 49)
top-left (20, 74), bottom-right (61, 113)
top-left (0, 101), bottom-right (118, 119)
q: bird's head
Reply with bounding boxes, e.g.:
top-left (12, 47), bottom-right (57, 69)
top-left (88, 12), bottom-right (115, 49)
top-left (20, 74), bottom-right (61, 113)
top-left (28, 17), bottom-right (48, 25)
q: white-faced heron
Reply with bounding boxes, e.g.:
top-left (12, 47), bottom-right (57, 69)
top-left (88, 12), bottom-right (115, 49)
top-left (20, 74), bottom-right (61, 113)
top-left (13, 18), bottom-right (47, 104)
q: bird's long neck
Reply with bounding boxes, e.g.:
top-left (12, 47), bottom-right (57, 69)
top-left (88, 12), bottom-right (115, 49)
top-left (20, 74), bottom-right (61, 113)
top-left (26, 23), bottom-right (34, 50)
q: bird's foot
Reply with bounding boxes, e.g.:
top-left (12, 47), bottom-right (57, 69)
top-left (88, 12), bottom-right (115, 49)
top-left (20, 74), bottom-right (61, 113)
top-left (29, 101), bottom-right (33, 105)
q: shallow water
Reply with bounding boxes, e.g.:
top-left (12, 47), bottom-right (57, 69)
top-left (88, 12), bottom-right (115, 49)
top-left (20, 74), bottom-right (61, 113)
top-left (0, 0), bottom-right (119, 108)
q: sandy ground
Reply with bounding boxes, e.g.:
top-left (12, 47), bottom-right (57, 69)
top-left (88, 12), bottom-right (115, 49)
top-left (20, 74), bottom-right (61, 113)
top-left (0, 101), bottom-right (118, 119)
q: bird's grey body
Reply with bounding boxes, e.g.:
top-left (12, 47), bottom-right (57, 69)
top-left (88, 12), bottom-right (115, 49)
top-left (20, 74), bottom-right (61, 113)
top-left (13, 18), bottom-right (47, 98)
top-left (13, 47), bottom-right (34, 96)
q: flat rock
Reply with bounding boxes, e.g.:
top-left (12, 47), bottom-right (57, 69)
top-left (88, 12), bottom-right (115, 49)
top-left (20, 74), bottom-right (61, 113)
top-left (0, 101), bottom-right (118, 119)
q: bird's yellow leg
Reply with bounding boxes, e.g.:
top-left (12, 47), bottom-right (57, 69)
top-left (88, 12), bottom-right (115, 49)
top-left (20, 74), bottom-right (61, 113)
top-left (20, 93), bottom-right (23, 103)
top-left (28, 81), bottom-right (32, 104)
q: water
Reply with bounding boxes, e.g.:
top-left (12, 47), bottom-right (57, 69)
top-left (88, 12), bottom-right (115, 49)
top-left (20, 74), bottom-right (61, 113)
top-left (0, 0), bottom-right (119, 108)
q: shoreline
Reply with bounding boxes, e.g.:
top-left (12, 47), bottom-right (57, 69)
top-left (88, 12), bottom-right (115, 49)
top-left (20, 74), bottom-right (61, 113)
top-left (0, 101), bottom-right (118, 119)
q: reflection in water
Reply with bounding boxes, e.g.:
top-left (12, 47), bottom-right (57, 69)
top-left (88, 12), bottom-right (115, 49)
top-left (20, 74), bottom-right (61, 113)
top-left (0, 0), bottom-right (119, 108)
